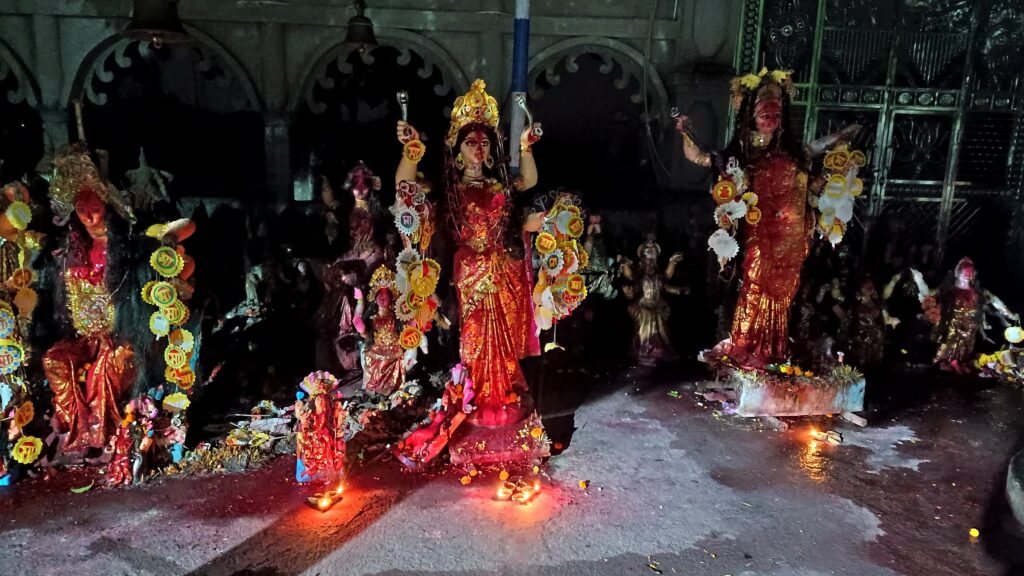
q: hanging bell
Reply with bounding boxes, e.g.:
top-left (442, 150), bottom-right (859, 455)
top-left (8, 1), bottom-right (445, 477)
top-left (342, 0), bottom-right (379, 52)
top-left (123, 0), bottom-right (190, 48)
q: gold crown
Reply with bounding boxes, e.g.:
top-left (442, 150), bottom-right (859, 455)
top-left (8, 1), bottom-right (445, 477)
top-left (49, 143), bottom-right (136, 226)
top-left (446, 79), bottom-right (500, 146)
top-left (369, 265), bottom-right (395, 292)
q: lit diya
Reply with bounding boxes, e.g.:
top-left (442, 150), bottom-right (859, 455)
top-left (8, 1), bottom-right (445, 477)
top-left (494, 477), bottom-right (541, 504)
top-left (307, 482), bottom-right (345, 512)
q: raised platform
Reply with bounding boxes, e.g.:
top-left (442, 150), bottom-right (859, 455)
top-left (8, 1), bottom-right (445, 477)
top-left (448, 410), bottom-right (550, 469)
top-left (703, 364), bottom-right (866, 420)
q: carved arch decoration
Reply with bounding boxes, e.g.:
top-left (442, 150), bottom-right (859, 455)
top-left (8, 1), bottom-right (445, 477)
top-left (67, 25), bottom-right (262, 112)
top-left (292, 28), bottom-right (470, 115)
top-left (526, 36), bottom-right (670, 124)
top-left (0, 39), bottom-right (41, 107)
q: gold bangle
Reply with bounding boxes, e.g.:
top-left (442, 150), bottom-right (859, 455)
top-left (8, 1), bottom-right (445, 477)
top-left (403, 139), bottom-right (426, 163)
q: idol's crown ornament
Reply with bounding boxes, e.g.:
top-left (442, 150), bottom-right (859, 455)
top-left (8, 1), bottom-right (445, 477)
top-left (729, 67), bottom-right (796, 107)
top-left (369, 265), bottom-right (395, 292)
top-left (446, 79), bottom-right (500, 146)
top-left (49, 143), bottom-right (136, 225)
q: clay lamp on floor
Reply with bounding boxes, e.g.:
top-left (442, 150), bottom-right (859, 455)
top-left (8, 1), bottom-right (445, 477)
top-left (307, 482), bottom-right (344, 512)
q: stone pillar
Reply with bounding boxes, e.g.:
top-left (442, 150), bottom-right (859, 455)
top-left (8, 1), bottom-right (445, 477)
top-left (264, 113), bottom-right (292, 202)
top-left (260, 22), bottom-right (292, 201)
top-left (31, 13), bottom-right (68, 167)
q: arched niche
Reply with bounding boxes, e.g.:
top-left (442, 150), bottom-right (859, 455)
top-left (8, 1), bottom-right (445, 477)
top-left (527, 37), bottom-right (669, 123)
top-left (525, 37), bottom-right (671, 208)
top-left (290, 30), bottom-right (468, 202)
top-left (66, 27), bottom-right (265, 200)
top-left (67, 26), bottom-right (260, 112)
top-left (0, 39), bottom-right (44, 181)
top-left (291, 29), bottom-right (468, 115)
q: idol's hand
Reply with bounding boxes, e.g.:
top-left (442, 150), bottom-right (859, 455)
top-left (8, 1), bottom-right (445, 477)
top-left (669, 253), bottom-right (685, 264)
top-left (524, 211), bottom-right (544, 233)
top-left (521, 123), bottom-right (542, 150)
top-left (397, 120), bottom-right (420, 145)
top-left (674, 115), bottom-right (689, 135)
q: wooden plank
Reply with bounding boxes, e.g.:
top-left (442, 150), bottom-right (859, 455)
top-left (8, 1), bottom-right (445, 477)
top-left (762, 416), bottom-right (789, 432)
top-left (842, 412), bottom-right (868, 427)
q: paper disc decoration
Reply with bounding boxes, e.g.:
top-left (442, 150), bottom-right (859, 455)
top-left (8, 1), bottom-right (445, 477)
top-left (403, 140), bottom-right (426, 162)
top-left (566, 215), bottom-right (585, 238)
top-left (399, 326), bottom-right (423, 350)
top-left (164, 345), bottom-right (189, 370)
top-left (543, 249), bottom-right (565, 277)
top-left (405, 290), bottom-right (426, 311)
top-left (161, 300), bottom-right (189, 325)
top-left (535, 232), bottom-right (557, 255)
top-left (566, 274), bottom-right (586, 296)
top-left (163, 392), bottom-right (191, 412)
top-left (149, 311), bottom-right (171, 337)
top-left (395, 297), bottom-right (417, 322)
top-left (0, 303), bottom-right (15, 339)
top-left (396, 247), bottom-right (419, 268)
top-left (14, 400), bottom-right (34, 428)
top-left (394, 206), bottom-right (421, 236)
top-left (150, 281), bottom-right (178, 308)
top-left (150, 247), bottom-right (185, 278)
top-left (713, 179), bottom-right (738, 204)
top-left (0, 340), bottom-right (25, 375)
top-left (141, 280), bottom-right (158, 305)
top-left (5, 201), bottom-right (32, 231)
top-left (409, 259), bottom-right (441, 297)
top-left (166, 366), bottom-right (196, 389)
top-left (169, 328), bottom-right (195, 352)
top-left (11, 435), bottom-right (42, 465)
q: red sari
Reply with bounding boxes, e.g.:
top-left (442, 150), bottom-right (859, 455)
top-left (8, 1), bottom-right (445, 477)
top-left (453, 180), bottom-right (538, 426)
top-left (45, 244), bottom-right (134, 452)
top-left (727, 152), bottom-right (812, 365)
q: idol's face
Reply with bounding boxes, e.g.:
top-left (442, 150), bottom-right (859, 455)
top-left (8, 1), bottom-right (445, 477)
top-left (460, 129), bottom-right (491, 166)
top-left (75, 187), bottom-right (107, 238)
top-left (350, 172), bottom-right (370, 201)
top-left (754, 83), bottom-right (783, 134)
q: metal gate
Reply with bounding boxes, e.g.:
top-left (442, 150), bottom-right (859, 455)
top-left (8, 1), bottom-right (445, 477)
top-left (735, 0), bottom-right (1024, 278)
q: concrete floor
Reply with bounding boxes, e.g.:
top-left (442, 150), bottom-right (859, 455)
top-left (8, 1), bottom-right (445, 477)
top-left (2, 367), bottom-right (1023, 576)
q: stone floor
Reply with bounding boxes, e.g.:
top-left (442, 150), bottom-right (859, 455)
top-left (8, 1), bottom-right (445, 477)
top-left (2, 366), bottom-right (1023, 576)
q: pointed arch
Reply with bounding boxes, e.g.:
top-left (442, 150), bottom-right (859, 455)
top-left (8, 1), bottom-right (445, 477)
top-left (66, 25), bottom-right (262, 112)
top-left (0, 38), bottom-right (41, 107)
top-left (291, 28), bottom-right (469, 114)
top-left (527, 36), bottom-right (669, 123)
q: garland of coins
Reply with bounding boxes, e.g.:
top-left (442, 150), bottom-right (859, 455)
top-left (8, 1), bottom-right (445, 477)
top-left (141, 221), bottom-right (197, 393)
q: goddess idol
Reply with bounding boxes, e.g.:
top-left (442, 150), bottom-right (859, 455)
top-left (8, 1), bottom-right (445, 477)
top-left (679, 69), bottom-right (860, 368)
top-left (44, 145), bottom-right (158, 460)
top-left (394, 80), bottom-right (548, 466)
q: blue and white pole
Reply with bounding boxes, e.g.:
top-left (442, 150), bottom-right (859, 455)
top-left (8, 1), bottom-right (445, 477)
top-left (509, 0), bottom-right (530, 175)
